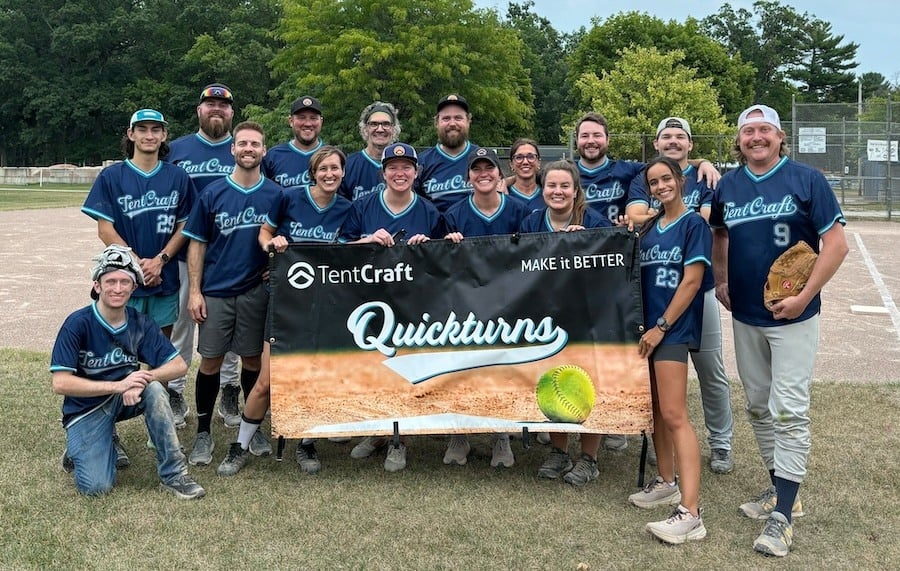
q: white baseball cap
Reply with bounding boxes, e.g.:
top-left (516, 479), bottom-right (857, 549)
top-left (656, 117), bottom-right (691, 138)
top-left (738, 104), bottom-right (781, 130)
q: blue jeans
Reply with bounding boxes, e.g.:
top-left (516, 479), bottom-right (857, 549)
top-left (65, 382), bottom-right (187, 495)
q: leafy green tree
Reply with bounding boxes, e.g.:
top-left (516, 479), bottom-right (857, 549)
top-left (572, 46), bottom-right (732, 162)
top-left (568, 11), bottom-right (755, 119)
top-left (258, 0), bottom-right (533, 148)
top-left (790, 19), bottom-right (859, 103)
top-left (860, 73), bottom-right (893, 100)
top-left (503, 1), bottom-right (576, 144)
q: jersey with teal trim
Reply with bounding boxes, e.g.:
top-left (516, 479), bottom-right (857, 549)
top-left (710, 157), bottom-right (845, 327)
top-left (578, 158), bottom-right (644, 223)
top-left (50, 303), bottom-right (179, 426)
top-left (262, 139), bottom-right (323, 189)
top-left (628, 165), bottom-right (714, 292)
top-left (166, 133), bottom-right (234, 192)
top-left (339, 149), bottom-right (385, 202)
top-left (518, 207), bottom-right (611, 233)
top-left (640, 210), bottom-right (711, 348)
top-left (82, 160), bottom-right (195, 297)
top-left (183, 175), bottom-right (282, 297)
top-left (265, 186), bottom-right (352, 244)
top-left (415, 141), bottom-right (480, 212)
top-left (443, 193), bottom-right (528, 237)
top-left (339, 191), bottom-right (442, 242)
top-left (508, 184), bottom-right (545, 215)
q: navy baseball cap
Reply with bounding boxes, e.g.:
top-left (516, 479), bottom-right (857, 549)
top-left (436, 94), bottom-right (468, 113)
top-left (381, 143), bottom-right (418, 168)
top-left (200, 83), bottom-right (234, 104)
top-left (291, 96), bottom-right (322, 115)
top-left (129, 109), bottom-right (168, 129)
top-left (467, 147), bottom-right (501, 171)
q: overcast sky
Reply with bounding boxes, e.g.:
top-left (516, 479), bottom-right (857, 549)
top-left (476, 0), bottom-right (898, 83)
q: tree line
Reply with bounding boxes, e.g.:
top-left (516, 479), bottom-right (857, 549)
top-left (1, 0), bottom-right (892, 167)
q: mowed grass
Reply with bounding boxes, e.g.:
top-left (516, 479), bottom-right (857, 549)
top-left (0, 186), bottom-right (89, 210)
top-left (2, 348), bottom-right (898, 570)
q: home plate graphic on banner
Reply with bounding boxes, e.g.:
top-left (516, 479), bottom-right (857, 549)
top-left (267, 228), bottom-right (651, 439)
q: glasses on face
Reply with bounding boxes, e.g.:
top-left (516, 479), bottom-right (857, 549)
top-left (367, 121), bottom-right (392, 130)
top-left (200, 87), bottom-right (233, 101)
top-left (512, 153), bottom-right (539, 163)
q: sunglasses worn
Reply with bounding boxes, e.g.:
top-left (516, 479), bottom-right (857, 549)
top-left (201, 87), bottom-right (233, 101)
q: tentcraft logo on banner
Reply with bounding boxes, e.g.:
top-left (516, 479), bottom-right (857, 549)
top-left (268, 229), bottom-right (651, 438)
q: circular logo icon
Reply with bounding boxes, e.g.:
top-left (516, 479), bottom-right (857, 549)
top-left (447, 94), bottom-right (459, 101)
top-left (302, 98), bottom-right (313, 106)
top-left (394, 146), bottom-right (406, 156)
top-left (288, 262), bottom-right (316, 290)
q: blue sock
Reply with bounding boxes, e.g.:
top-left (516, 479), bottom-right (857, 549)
top-left (774, 476), bottom-right (800, 524)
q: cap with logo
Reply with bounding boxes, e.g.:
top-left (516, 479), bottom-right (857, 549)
top-left (738, 104), bottom-right (781, 130)
top-left (199, 83), bottom-right (234, 104)
top-left (291, 96), bottom-right (322, 115)
top-left (381, 143), bottom-right (418, 167)
top-left (89, 245), bottom-right (145, 299)
top-left (436, 94), bottom-right (469, 113)
top-left (467, 147), bottom-right (501, 171)
top-left (129, 109), bottom-right (168, 129)
top-left (656, 117), bottom-right (691, 138)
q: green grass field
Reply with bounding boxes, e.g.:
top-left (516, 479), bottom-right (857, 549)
top-left (0, 186), bottom-right (88, 211)
top-left (2, 348), bottom-right (898, 569)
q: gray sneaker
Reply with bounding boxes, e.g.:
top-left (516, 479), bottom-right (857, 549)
top-left (753, 510), bottom-right (793, 556)
top-left (739, 485), bottom-right (805, 520)
top-left (443, 435), bottom-right (471, 465)
top-left (384, 444), bottom-right (407, 472)
top-left (563, 453), bottom-right (599, 486)
top-left (188, 431), bottom-right (214, 466)
top-left (645, 505), bottom-right (707, 544)
top-left (217, 442), bottom-right (250, 476)
top-left (168, 388), bottom-right (189, 429)
top-left (710, 448), bottom-right (734, 474)
top-left (249, 429), bottom-right (272, 457)
top-left (537, 448), bottom-right (573, 479)
top-left (602, 434), bottom-right (628, 452)
top-left (218, 384), bottom-right (241, 428)
top-left (351, 436), bottom-right (388, 459)
top-left (112, 433), bottom-right (130, 468)
top-left (160, 474), bottom-right (206, 500)
top-left (628, 476), bottom-right (682, 508)
top-left (490, 434), bottom-right (515, 468)
top-left (535, 432), bottom-right (551, 445)
top-left (296, 441), bottom-right (321, 474)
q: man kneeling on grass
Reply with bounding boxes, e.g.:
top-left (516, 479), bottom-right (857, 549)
top-left (51, 245), bottom-right (205, 499)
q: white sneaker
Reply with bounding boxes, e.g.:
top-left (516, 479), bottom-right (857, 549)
top-left (645, 505), bottom-right (707, 544)
top-left (351, 436), bottom-right (388, 459)
top-left (384, 444), bottom-right (407, 472)
top-left (443, 435), bottom-right (471, 465)
top-left (628, 476), bottom-right (682, 509)
top-left (490, 434), bottom-right (515, 468)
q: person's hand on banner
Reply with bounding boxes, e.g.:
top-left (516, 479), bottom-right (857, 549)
top-left (445, 232), bottom-right (464, 243)
top-left (407, 234), bottom-right (430, 245)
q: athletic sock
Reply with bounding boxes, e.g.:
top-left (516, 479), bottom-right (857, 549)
top-left (769, 469), bottom-right (777, 487)
top-left (196, 371), bottom-right (220, 434)
top-left (240, 368), bottom-right (260, 402)
top-left (774, 476), bottom-right (800, 524)
top-left (237, 414), bottom-right (264, 449)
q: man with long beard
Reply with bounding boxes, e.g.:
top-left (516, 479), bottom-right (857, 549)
top-left (166, 84), bottom-right (247, 440)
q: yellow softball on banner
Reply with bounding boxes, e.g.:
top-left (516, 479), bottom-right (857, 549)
top-left (535, 365), bottom-right (596, 423)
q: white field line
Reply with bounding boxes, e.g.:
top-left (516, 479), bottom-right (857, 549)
top-left (853, 231), bottom-right (900, 341)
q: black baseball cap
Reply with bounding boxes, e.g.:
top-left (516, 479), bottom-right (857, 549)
top-left (436, 94), bottom-right (469, 113)
top-left (467, 147), bottom-right (501, 171)
top-left (291, 96), bottom-right (322, 115)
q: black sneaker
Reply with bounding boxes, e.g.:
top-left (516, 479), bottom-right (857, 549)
top-left (296, 441), bottom-right (321, 474)
top-left (218, 384), bottom-right (241, 427)
top-left (61, 451), bottom-right (74, 473)
top-left (112, 432), bottom-right (130, 468)
top-left (167, 388), bottom-right (189, 429)
top-left (160, 474), bottom-right (206, 500)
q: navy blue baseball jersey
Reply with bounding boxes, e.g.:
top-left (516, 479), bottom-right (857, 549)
top-left (82, 160), bottom-right (195, 297)
top-left (519, 207), bottom-right (612, 233)
top-left (183, 175), bottom-right (282, 297)
top-left (640, 210), bottom-right (712, 348)
top-left (340, 150), bottom-right (385, 202)
top-left (415, 142), bottom-right (481, 212)
top-left (710, 157), bottom-right (845, 327)
top-left (578, 158), bottom-right (644, 223)
top-left (167, 133), bottom-right (235, 192)
top-left (262, 139), bottom-right (324, 189)
top-left (50, 304), bottom-right (179, 426)
top-left (339, 191), bottom-right (442, 242)
top-left (265, 186), bottom-right (353, 243)
top-left (508, 184), bottom-right (545, 215)
top-left (443, 192), bottom-right (528, 237)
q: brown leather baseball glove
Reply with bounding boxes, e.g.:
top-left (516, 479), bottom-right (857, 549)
top-left (763, 241), bottom-right (818, 308)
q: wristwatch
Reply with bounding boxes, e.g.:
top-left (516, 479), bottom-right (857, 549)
top-left (159, 252), bottom-right (170, 264)
top-left (656, 317), bottom-right (671, 332)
